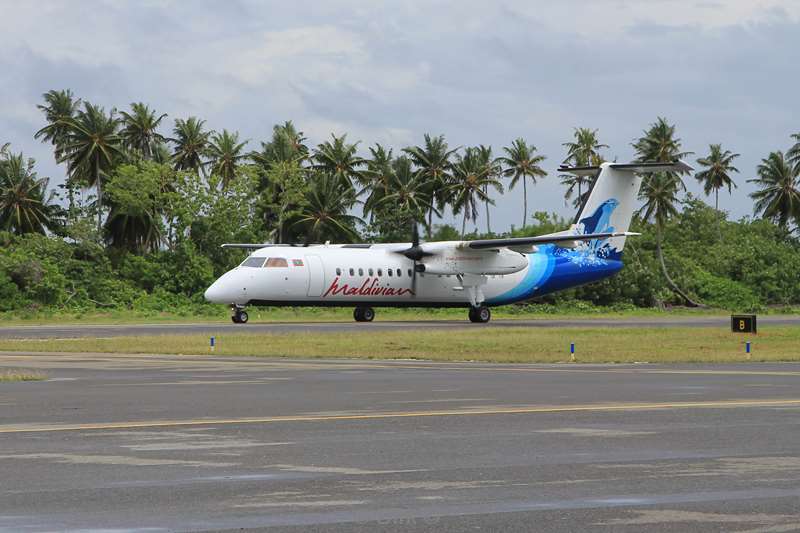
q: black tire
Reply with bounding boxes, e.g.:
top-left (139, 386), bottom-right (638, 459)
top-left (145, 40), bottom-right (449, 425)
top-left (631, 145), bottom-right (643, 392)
top-left (231, 315), bottom-right (240, 324)
top-left (233, 309), bottom-right (248, 324)
top-left (469, 306), bottom-right (491, 323)
top-left (362, 307), bottom-right (375, 322)
top-left (353, 307), bottom-right (364, 322)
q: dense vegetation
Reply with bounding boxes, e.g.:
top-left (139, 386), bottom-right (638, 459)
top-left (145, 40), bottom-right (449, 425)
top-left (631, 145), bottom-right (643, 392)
top-left (1, 89), bottom-right (799, 317)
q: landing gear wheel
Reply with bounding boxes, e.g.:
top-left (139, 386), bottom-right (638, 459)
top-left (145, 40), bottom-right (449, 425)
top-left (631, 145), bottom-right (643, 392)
top-left (469, 305), bottom-right (491, 323)
top-left (354, 307), bottom-right (375, 322)
top-left (232, 309), bottom-right (248, 324)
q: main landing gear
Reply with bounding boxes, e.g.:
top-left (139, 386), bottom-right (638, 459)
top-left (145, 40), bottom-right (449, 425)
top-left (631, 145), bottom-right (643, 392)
top-left (354, 306), bottom-right (375, 322)
top-left (468, 305), bottom-right (491, 324)
top-left (231, 306), bottom-right (249, 324)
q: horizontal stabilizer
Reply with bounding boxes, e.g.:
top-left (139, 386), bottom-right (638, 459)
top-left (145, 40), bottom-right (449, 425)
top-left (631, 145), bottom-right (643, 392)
top-left (559, 160), bottom-right (693, 176)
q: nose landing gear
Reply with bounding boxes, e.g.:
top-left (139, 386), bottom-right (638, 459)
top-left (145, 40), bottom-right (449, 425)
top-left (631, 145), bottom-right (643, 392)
top-left (353, 307), bottom-right (375, 322)
top-left (468, 305), bottom-right (491, 323)
top-left (231, 306), bottom-right (249, 324)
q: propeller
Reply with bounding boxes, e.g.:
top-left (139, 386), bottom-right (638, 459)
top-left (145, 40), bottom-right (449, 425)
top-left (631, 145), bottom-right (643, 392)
top-left (393, 223), bottom-right (434, 297)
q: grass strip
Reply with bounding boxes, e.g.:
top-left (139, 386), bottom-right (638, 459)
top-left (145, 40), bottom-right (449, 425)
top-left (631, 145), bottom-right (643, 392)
top-left (0, 369), bottom-right (47, 382)
top-left (0, 326), bottom-right (791, 364)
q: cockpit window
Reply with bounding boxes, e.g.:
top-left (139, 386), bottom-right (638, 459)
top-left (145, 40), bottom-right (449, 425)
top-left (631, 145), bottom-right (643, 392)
top-left (264, 257), bottom-right (289, 268)
top-left (241, 257), bottom-right (266, 268)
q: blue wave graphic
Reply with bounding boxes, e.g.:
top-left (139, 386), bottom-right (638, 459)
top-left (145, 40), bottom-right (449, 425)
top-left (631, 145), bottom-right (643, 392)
top-left (486, 198), bottom-right (625, 305)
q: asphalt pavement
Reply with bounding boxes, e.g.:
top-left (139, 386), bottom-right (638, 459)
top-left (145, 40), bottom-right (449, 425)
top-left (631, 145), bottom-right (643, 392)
top-left (2, 352), bottom-right (800, 531)
top-left (1, 314), bottom-right (799, 338)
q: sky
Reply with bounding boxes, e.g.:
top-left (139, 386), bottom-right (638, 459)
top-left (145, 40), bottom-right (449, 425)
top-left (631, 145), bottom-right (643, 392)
top-left (1, 0), bottom-right (799, 233)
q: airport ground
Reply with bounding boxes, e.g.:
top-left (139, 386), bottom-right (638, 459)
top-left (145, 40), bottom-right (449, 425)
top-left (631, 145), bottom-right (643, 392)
top-left (2, 318), bottom-right (800, 531)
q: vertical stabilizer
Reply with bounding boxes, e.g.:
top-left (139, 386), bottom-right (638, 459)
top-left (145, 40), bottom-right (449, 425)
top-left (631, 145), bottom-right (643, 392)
top-left (561, 160), bottom-right (693, 254)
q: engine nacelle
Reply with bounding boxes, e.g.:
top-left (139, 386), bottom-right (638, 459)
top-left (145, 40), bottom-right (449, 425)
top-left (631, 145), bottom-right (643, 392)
top-left (417, 243), bottom-right (529, 276)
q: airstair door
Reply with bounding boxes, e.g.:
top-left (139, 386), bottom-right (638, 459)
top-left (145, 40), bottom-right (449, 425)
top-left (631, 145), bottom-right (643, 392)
top-left (306, 255), bottom-right (325, 297)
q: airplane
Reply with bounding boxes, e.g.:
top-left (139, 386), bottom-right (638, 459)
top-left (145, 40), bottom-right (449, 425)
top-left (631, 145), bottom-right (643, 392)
top-left (204, 160), bottom-right (692, 324)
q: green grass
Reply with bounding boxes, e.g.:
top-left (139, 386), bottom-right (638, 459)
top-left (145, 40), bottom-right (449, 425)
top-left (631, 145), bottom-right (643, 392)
top-left (0, 326), bottom-right (793, 364)
top-left (0, 369), bottom-right (46, 382)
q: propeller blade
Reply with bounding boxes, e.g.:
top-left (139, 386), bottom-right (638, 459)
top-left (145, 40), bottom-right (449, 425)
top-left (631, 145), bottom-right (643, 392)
top-left (392, 221), bottom-right (435, 262)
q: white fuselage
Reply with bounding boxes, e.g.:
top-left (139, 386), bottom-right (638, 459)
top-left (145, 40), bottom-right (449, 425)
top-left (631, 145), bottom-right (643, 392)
top-left (204, 243), bottom-right (530, 308)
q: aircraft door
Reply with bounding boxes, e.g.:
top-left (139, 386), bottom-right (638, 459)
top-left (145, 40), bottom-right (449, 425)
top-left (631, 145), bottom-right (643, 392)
top-left (305, 255), bottom-right (325, 297)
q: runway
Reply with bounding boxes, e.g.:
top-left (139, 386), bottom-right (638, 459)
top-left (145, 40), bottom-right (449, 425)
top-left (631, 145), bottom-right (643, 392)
top-left (1, 314), bottom-right (799, 338)
top-left (3, 353), bottom-right (800, 531)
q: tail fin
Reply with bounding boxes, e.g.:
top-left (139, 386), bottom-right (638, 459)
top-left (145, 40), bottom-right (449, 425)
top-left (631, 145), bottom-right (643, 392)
top-left (559, 161), bottom-right (693, 254)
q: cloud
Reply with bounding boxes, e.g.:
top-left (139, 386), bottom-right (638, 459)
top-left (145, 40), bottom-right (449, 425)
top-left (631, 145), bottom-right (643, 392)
top-left (0, 0), bottom-right (799, 230)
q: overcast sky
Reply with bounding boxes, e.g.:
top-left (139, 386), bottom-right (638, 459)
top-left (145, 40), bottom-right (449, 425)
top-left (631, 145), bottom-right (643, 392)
top-left (1, 0), bottom-right (798, 232)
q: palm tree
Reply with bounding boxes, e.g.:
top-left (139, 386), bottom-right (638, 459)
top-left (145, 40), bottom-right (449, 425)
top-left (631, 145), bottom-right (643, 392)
top-left (449, 147), bottom-right (504, 238)
top-left (60, 102), bottom-right (124, 229)
top-left (562, 127), bottom-right (608, 166)
top-left (476, 145), bottom-right (503, 234)
top-left (251, 121), bottom-right (308, 172)
top-left (637, 173), bottom-right (700, 307)
top-left (292, 173), bottom-right (363, 243)
top-left (695, 144), bottom-right (739, 210)
top-left (151, 142), bottom-right (173, 165)
top-left (633, 117), bottom-right (692, 164)
top-left (34, 89), bottom-right (82, 160)
top-left (560, 128), bottom-right (607, 209)
top-left (206, 129), bottom-right (248, 188)
top-left (119, 102), bottom-right (168, 159)
top-left (403, 134), bottom-right (458, 237)
top-left (361, 144), bottom-right (395, 221)
top-left (633, 117), bottom-right (698, 307)
top-left (0, 151), bottom-right (62, 235)
top-left (499, 138), bottom-right (546, 227)
top-left (788, 133), bottom-right (800, 174)
top-left (376, 156), bottom-right (430, 226)
top-left (311, 133), bottom-right (365, 195)
top-left (105, 206), bottom-right (162, 253)
top-left (34, 89), bottom-right (82, 215)
top-left (748, 151), bottom-right (800, 229)
top-left (171, 117), bottom-right (210, 173)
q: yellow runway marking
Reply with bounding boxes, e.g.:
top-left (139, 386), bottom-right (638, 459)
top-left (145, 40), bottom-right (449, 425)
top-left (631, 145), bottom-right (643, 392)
top-left (2, 398), bottom-right (800, 434)
top-left (4, 350), bottom-right (800, 377)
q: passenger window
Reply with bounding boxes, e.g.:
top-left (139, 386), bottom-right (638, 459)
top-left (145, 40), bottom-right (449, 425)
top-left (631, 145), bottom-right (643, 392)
top-left (407, 269), bottom-right (413, 277)
top-left (358, 268), bottom-right (364, 276)
top-left (241, 257), bottom-right (266, 268)
top-left (377, 268), bottom-right (383, 277)
top-left (388, 269), bottom-right (393, 277)
top-left (336, 268), bottom-right (342, 276)
top-left (396, 269), bottom-right (402, 277)
top-left (264, 257), bottom-right (288, 268)
top-left (349, 268), bottom-right (355, 276)
top-left (368, 268), bottom-right (374, 276)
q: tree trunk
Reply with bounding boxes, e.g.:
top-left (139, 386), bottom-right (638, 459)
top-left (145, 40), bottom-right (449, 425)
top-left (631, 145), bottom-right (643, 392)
top-left (67, 181), bottom-right (75, 222)
top-left (427, 200), bottom-right (434, 239)
top-left (656, 226), bottom-right (702, 307)
top-left (461, 211), bottom-right (467, 239)
top-left (484, 184), bottom-right (491, 235)
top-left (522, 176), bottom-right (527, 228)
top-left (96, 161), bottom-right (103, 234)
top-left (715, 188), bottom-right (719, 211)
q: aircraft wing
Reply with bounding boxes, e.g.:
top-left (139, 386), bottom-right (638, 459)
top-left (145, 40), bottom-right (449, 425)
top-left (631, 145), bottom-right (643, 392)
top-left (465, 231), bottom-right (640, 251)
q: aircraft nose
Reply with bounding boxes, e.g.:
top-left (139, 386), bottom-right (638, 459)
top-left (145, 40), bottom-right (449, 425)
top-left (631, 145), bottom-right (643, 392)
top-left (204, 280), bottom-right (226, 303)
